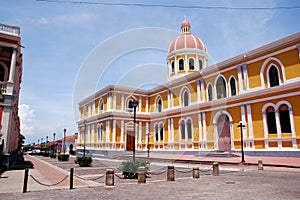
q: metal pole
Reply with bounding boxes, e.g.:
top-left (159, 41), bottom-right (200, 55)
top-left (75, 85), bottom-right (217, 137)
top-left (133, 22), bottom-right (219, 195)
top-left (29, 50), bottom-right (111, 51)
top-left (63, 129), bottom-right (66, 154)
top-left (53, 133), bottom-right (56, 153)
top-left (22, 168), bottom-right (29, 193)
top-left (147, 133), bottom-right (150, 158)
top-left (70, 168), bottom-right (74, 190)
top-left (238, 121), bottom-right (245, 163)
top-left (133, 105), bottom-right (136, 161)
top-left (83, 120), bottom-right (86, 157)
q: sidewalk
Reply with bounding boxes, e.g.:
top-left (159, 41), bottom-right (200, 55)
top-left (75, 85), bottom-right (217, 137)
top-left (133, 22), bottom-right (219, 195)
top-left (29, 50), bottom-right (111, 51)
top-left (0, 155), bottom-right (97, 194)
top-left (135, 152), bottom-right (300, 168)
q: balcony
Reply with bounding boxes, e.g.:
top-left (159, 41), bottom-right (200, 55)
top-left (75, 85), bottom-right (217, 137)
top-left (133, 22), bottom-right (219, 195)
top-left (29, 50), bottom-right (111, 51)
top-left (0, 23), bottom-right (20, 36)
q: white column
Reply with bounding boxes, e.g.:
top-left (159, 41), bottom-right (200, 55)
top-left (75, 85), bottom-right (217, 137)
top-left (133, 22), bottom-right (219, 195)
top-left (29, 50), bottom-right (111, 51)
top-left (213, 123), bottom-right (218, 150)
top-left (138, 121), bottom-right (142, 143)
top-left (171, 118), bottom-right (174, 142)
top-left (146, 121), bottom-right (149, 151)
top-left (195, 54), bottom-right (199, 70)
top-left (262, 111), bottom-right (269, 148)
top-left (174, 55), bottom-right (178, 75)
top-left (275, 110), bottom-right (282, 148)
top-left (203, 112), bottom-right (207, 149)
top-left (112, 120), bottom-right (116, 142)
top-left (113, 92), bottom-right (117, 110)
top-left (198, 113), bottom-right (203, 143)
top-left (91, 124), bottom-right (95, 147)
top-left (185, 54), bottom-right (188, 73)
top-left (197, 80), bottom-right (201, 103)
top-left (87, 124), bottom-right (91, 145)
top-left (168, 118), bottom-right (171, 143)
top-left (139, 96), bottom-right (142, 112)
top-left (246, 103), bottom-right (254, 139)
top-left (146, 96), bottom-right (149, 113)
top-left (121, 93), bottom-right (125, 111)
top-left (107, 92), bottom-right (111, 110)
top-left (201, 79), bottom-right (205, 101)
top-left (289, 107), bottom-right (297, 148)
top-left (120, 120), bottom-right (124, 143)
top-left (168, 90), bottom-right (170, 109)
top-left (106, 119), bottom-right (110, 143)
top-left (8, 47), bottom-right (17, 83)
top-left (237, 66), bottom-right (244, 94)
top-left (242, 64), bottom-right (249, 91)
top-left (240, 105), bottom-right (247, 139)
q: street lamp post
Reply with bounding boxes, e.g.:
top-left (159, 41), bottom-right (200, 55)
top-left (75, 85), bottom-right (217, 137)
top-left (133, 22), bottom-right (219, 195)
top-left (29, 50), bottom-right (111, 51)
top-left (132, 100), bottom-right (138, 161)
top-left (237, 121), bottom-right (246, 163)
top-left (83, 120), bottom-right (87, 157)
top-left (41, 138), bottom-right (43, 147)
top-left (63, 129), bottom-right (67, 154)
top-left (146, 133), bottom-right (150, 158)
top-left (46, 136), bottom-right (48, 145)
top-left (53, 133), bottom-right (56, 153)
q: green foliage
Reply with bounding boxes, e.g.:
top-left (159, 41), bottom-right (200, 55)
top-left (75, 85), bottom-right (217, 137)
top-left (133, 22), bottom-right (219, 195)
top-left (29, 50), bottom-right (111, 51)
top-left (75, 156), bottom-right (93, 167)
top-left (118, 160), bottom-right (150, 179)
top-left (58, 154), bottom-right (69, 161)
top-left (42, 151), bottom-right (50, 157)
top-left (49, 153), bottom-right (57, 158)
top-left (40, 146), bottom-right (49, 152)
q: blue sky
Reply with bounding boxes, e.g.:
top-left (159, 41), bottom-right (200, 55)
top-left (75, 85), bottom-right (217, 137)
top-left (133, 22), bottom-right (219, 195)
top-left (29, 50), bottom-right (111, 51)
top-left (1, 0), bottom-right (300, 144)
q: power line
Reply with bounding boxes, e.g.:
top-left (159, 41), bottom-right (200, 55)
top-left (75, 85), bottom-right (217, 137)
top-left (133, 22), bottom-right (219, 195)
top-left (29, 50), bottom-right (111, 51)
top-left (35, 0), bottom-right (300, 10)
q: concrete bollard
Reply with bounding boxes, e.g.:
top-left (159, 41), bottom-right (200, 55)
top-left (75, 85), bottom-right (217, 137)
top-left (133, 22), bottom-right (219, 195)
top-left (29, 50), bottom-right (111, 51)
top-left (212, 162), bottom-right (219, 176)
top-left (138, 166), bottom-right (146, 184)
top-left (193, 167), bottom-right (200, 179)
top-left (167, 165), bottom-right (175, 181)
top-left (258, 160), bottom-right (264, 170)
top-left (105, 169), bottom-right (114, 186)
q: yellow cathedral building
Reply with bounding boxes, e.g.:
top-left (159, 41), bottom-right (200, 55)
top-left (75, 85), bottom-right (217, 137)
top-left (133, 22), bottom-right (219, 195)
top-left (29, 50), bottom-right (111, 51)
top-left (77, 20), bottom-right (300, 157)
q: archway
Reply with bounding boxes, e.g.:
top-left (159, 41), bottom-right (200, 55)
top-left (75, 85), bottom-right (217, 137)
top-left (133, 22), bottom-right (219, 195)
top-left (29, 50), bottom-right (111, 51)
top-left (217, 114), bottom-right (231, 152)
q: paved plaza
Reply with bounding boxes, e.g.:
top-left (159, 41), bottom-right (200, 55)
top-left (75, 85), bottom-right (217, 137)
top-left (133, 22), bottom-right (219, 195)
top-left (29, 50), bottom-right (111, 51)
top-left (0, 154), bottom-right (300, 199)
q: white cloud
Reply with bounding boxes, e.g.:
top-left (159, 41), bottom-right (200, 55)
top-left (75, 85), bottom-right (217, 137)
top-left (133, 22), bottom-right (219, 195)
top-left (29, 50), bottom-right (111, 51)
top-left (22, 13), bottom-right (95, 25)
top-left (19, 104), bottom-right (35, 136)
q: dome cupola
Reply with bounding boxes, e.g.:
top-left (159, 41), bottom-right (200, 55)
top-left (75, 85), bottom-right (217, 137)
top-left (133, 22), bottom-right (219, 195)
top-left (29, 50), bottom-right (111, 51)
top-left (167, 19), bottom-right (209, 81)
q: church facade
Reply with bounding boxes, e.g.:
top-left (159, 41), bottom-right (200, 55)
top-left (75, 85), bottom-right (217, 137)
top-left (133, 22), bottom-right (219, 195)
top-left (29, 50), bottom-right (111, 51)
top-left (77, 20), bottom-right (300, 157)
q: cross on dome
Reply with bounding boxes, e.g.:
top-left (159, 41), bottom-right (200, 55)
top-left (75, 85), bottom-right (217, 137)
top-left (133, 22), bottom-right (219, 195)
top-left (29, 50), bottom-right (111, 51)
top-left (181, 17), bottom-right (191, 34)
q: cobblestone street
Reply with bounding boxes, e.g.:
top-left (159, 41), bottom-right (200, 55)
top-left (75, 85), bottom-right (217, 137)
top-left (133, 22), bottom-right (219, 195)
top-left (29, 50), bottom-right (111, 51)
top-left (1, 155), bottom-right (300, 199)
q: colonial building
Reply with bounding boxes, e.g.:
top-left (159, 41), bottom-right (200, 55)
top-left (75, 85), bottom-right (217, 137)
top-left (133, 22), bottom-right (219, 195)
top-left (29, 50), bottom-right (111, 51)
top-left (77, 20), bottom-right (300, 157)
top-left (0, 23), bottom-right (23, 166)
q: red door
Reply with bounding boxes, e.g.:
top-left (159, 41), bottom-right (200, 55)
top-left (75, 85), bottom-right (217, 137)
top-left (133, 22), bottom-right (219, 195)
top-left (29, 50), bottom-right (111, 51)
top-left (217, 115), bottom-right (231, 152)
top-left (126, 131), bottom-right (134, 151)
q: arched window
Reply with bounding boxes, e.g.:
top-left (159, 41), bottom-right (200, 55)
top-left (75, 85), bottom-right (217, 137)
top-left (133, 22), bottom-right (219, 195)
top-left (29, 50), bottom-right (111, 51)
top-left (97, 123), bottom-right (103, 141)
top-left (180, 121), bottom-right (185, 139)
top-left (159, 124), bottom-right (164, 141)
top-left (183, 91), bottom-right (189, 107)
top-left (189, 58), bottom-right (194, 70)
top-left (279, 104), bottom-right (291, 133)
top-left (171, 61), bottom-right (175, 73)
top-left (99, 99), bottom-right (104, 113)
top-left (208, 84), bottom-right (213, 101)
top-left (187, 119), bottom-right (193, 139)
top-left (230, 77), bottom-right (236, 96)
top-left (216, 77), bottom-right (227, 99)
top-left (179, 59), bottom-right (184, 71)
top-left (155, 124), bottom-right (159, 141)
top-left (0, 65), bottom-right (5, 81)
top-left (269, 65), bottom-right (279, 87)
top-left (157, 98), bottom-right (162, 112)
top-left (266, 106), bottom-right (277, 134)
top-left (199, 59), bottom-right (203, 70)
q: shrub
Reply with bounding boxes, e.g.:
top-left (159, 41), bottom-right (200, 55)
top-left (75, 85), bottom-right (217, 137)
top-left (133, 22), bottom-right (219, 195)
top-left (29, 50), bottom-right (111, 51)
top-left (75, 156), bottom-right (92, 167)
top-left (58, 154), bottom-right (69, 161)
top-left (42, 151), bottom-right (50, 157)
top-left (49, 153), bottom-right (57, 158)
top-left (118, 160), bottom-right (150, 179)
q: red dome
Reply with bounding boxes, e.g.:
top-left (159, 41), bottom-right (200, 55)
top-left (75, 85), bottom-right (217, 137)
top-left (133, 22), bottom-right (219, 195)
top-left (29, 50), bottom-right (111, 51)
top-left (168, 34), bottom-right (206, 53)
top-left (181, 20), bottom-right (190, 27)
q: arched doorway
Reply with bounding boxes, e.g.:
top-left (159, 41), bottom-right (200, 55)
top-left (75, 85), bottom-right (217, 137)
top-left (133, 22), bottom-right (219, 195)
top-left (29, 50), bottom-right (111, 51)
top-left (125, 122), bottom-right (135, 151)
top-left (217, 114), bottom-right (231, 152)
